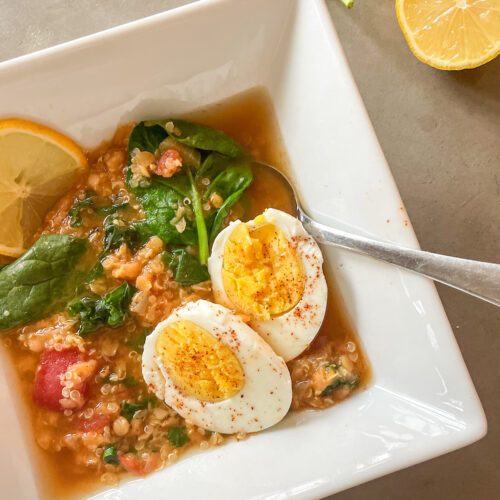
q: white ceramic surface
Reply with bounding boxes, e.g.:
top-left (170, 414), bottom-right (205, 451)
top-left (0, 0), bottom-right (486, 499)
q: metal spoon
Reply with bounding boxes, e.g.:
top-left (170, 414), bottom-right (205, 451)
top-left (252, 161), bottom-right (500, 307)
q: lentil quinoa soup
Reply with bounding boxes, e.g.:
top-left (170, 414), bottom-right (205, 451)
top-left (1, 88), bottom-right (369, 498)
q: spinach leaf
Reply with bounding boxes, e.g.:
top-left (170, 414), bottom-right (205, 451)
top-left (126, 120), bottom-right (251, 249)
top-left (68, 191), bottom-right (128, 227)
top-left (138, 180), bottom-right (198, 245)
top-left (208, 187), bottom-right (248, 243)
top-left (0, 235), bottom-right (87, 330)
top-left (84, 219), bottom-right (153, 286)
top-left (166, 426), bottom-right (190, 447)
top-left (94, 202), bottom-right (129, 215)
top-left (202, 156), bottom-right (252, 202)
top-left (197, 154), bottom-right (252, 242)
top-left (128, 163), bottom-right (199, 246)
top-left (68, 191), bottom-right (94, 227)
top-left (84, 259), bottom-right (105, 284)
top-left (104, 282), bottom-right (137, 326)
top-left (126, 121), bottom-right (167, 193)
top-left (103, 217), bottom-right (153, 253)
top-left (68, 282), bottom-right (137, 337)
top-left (187, 167), bottom-right (208, 264)
top-left (196, 153), bottom-right (247, 188)
top-left (130, 220), bottom-right (156, 243)
top-left (156, 136), bottom-right (201, 168)
top-left (195, 151), bottom-right (218, 180)
top-left (131, 119), bottom-right (246, 161)
top-left (68, 295), bottom-right (104, 335)
top-left (103, 217), bottom-right (139, 253)
top-left (163, 249), bottom-right (210, 286)
top-left (102, 444), bottom-right (119, 465)
top-left (155, 173), bottom-right (191, 197)
top-left (121, 397), bottom-right (156, 422)
top-left (128, 121), bottom-right (167, 157)
top-left (321, 377), bottom-right (359, 397)
top-left (161, 120), bottom-right (247, 158)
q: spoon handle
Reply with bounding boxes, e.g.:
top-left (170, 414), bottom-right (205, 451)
top-left (301, 214), bottom-right (500, 307)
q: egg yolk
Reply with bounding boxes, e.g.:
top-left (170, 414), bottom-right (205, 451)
top-left (156, 320), bottom-right (245, 402)
top-left (222, 219), bottom-right (305, 321)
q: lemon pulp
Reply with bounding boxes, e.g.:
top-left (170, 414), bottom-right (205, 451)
top-left (0, 119), bottom-right (87, 257)
top-left (396, 0), bottom-right (500, 70)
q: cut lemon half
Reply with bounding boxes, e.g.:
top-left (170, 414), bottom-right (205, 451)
top-left (0, 118), bottom-right (87, 257)
top-left (396, 0), bottom-right (500, 70)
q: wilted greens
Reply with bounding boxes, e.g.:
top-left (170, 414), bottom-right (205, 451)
top-left (0, 235), bottom-right (87, 330)
top-left (69, 282), bottom-right (137, 337)
top-left (163, 249), bottom-right (210, 286)
top-left (126, 119), bottom-right (252, 266)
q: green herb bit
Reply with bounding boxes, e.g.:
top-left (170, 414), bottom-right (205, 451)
top-left (121, 376), bottom-right (138, 387)
top-left (68, 295), bottom-right (102, 336)
top-left (103, 217), bottom-right (153, 254)
top-left (325, 363), bottom-right (339, 371)
top-left (102, 444), bottom-right (120, 465)
top-left (68, 191), bottom-right (94, 227)
top-left (121, 400), bottom-right (148, 422)
top-left (103, 217), bottom-right (138, 253)
top-left (321, 377), bottom-right (359, 397)
top-left (68, 282), bottom-right (137, 337)
top-left (167, 426), bottom-right (191, 447)
top-left (121, 397), bottom-right (156, 422)
top-left (83, 218), bottom-right (152, 287)
top-left (95, 202), bottom-right (129, 215)
top-left (104, 282), bottom-right (137, 326)
top-left (163, 249), bottom-right (210, 286)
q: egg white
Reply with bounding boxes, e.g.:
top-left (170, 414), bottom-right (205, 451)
top-left (208, 208), bottom-right (328, 361)
top-left (142, 299), bottom-right (292, 434)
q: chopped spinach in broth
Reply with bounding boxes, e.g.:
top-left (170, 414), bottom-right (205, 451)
top-left (1, 88), bottom-right (369, 498)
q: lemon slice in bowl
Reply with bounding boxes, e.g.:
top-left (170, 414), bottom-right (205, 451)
top-left (0, 118), bottom-right (87, 257)
top-left (396, 0), bottom-right (500, 70)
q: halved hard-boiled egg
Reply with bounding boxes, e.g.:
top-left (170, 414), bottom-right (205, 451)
top-left (142, 299), bottom-right (292, 434)
top-left (208, 208), bottom-right (327, 361)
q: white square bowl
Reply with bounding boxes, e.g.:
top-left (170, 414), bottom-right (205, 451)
top-left (0, 0), bottom-right (486, 499)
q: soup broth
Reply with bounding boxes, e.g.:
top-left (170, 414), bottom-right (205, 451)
top-left (2, 87), bottom-right (369, 498)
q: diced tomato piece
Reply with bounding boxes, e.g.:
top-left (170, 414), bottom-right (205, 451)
top-left (33, 348), bottom-right (88, 411)
top-left (154, 149), bottom-right (182, 178)
top-left (118, 452), bottom-right (161, 476)
top-left (72, 414), bottom-right (111, 432)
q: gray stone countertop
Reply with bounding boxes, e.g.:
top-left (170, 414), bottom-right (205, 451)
top-left (0, 1), bottom-right (498, 499)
